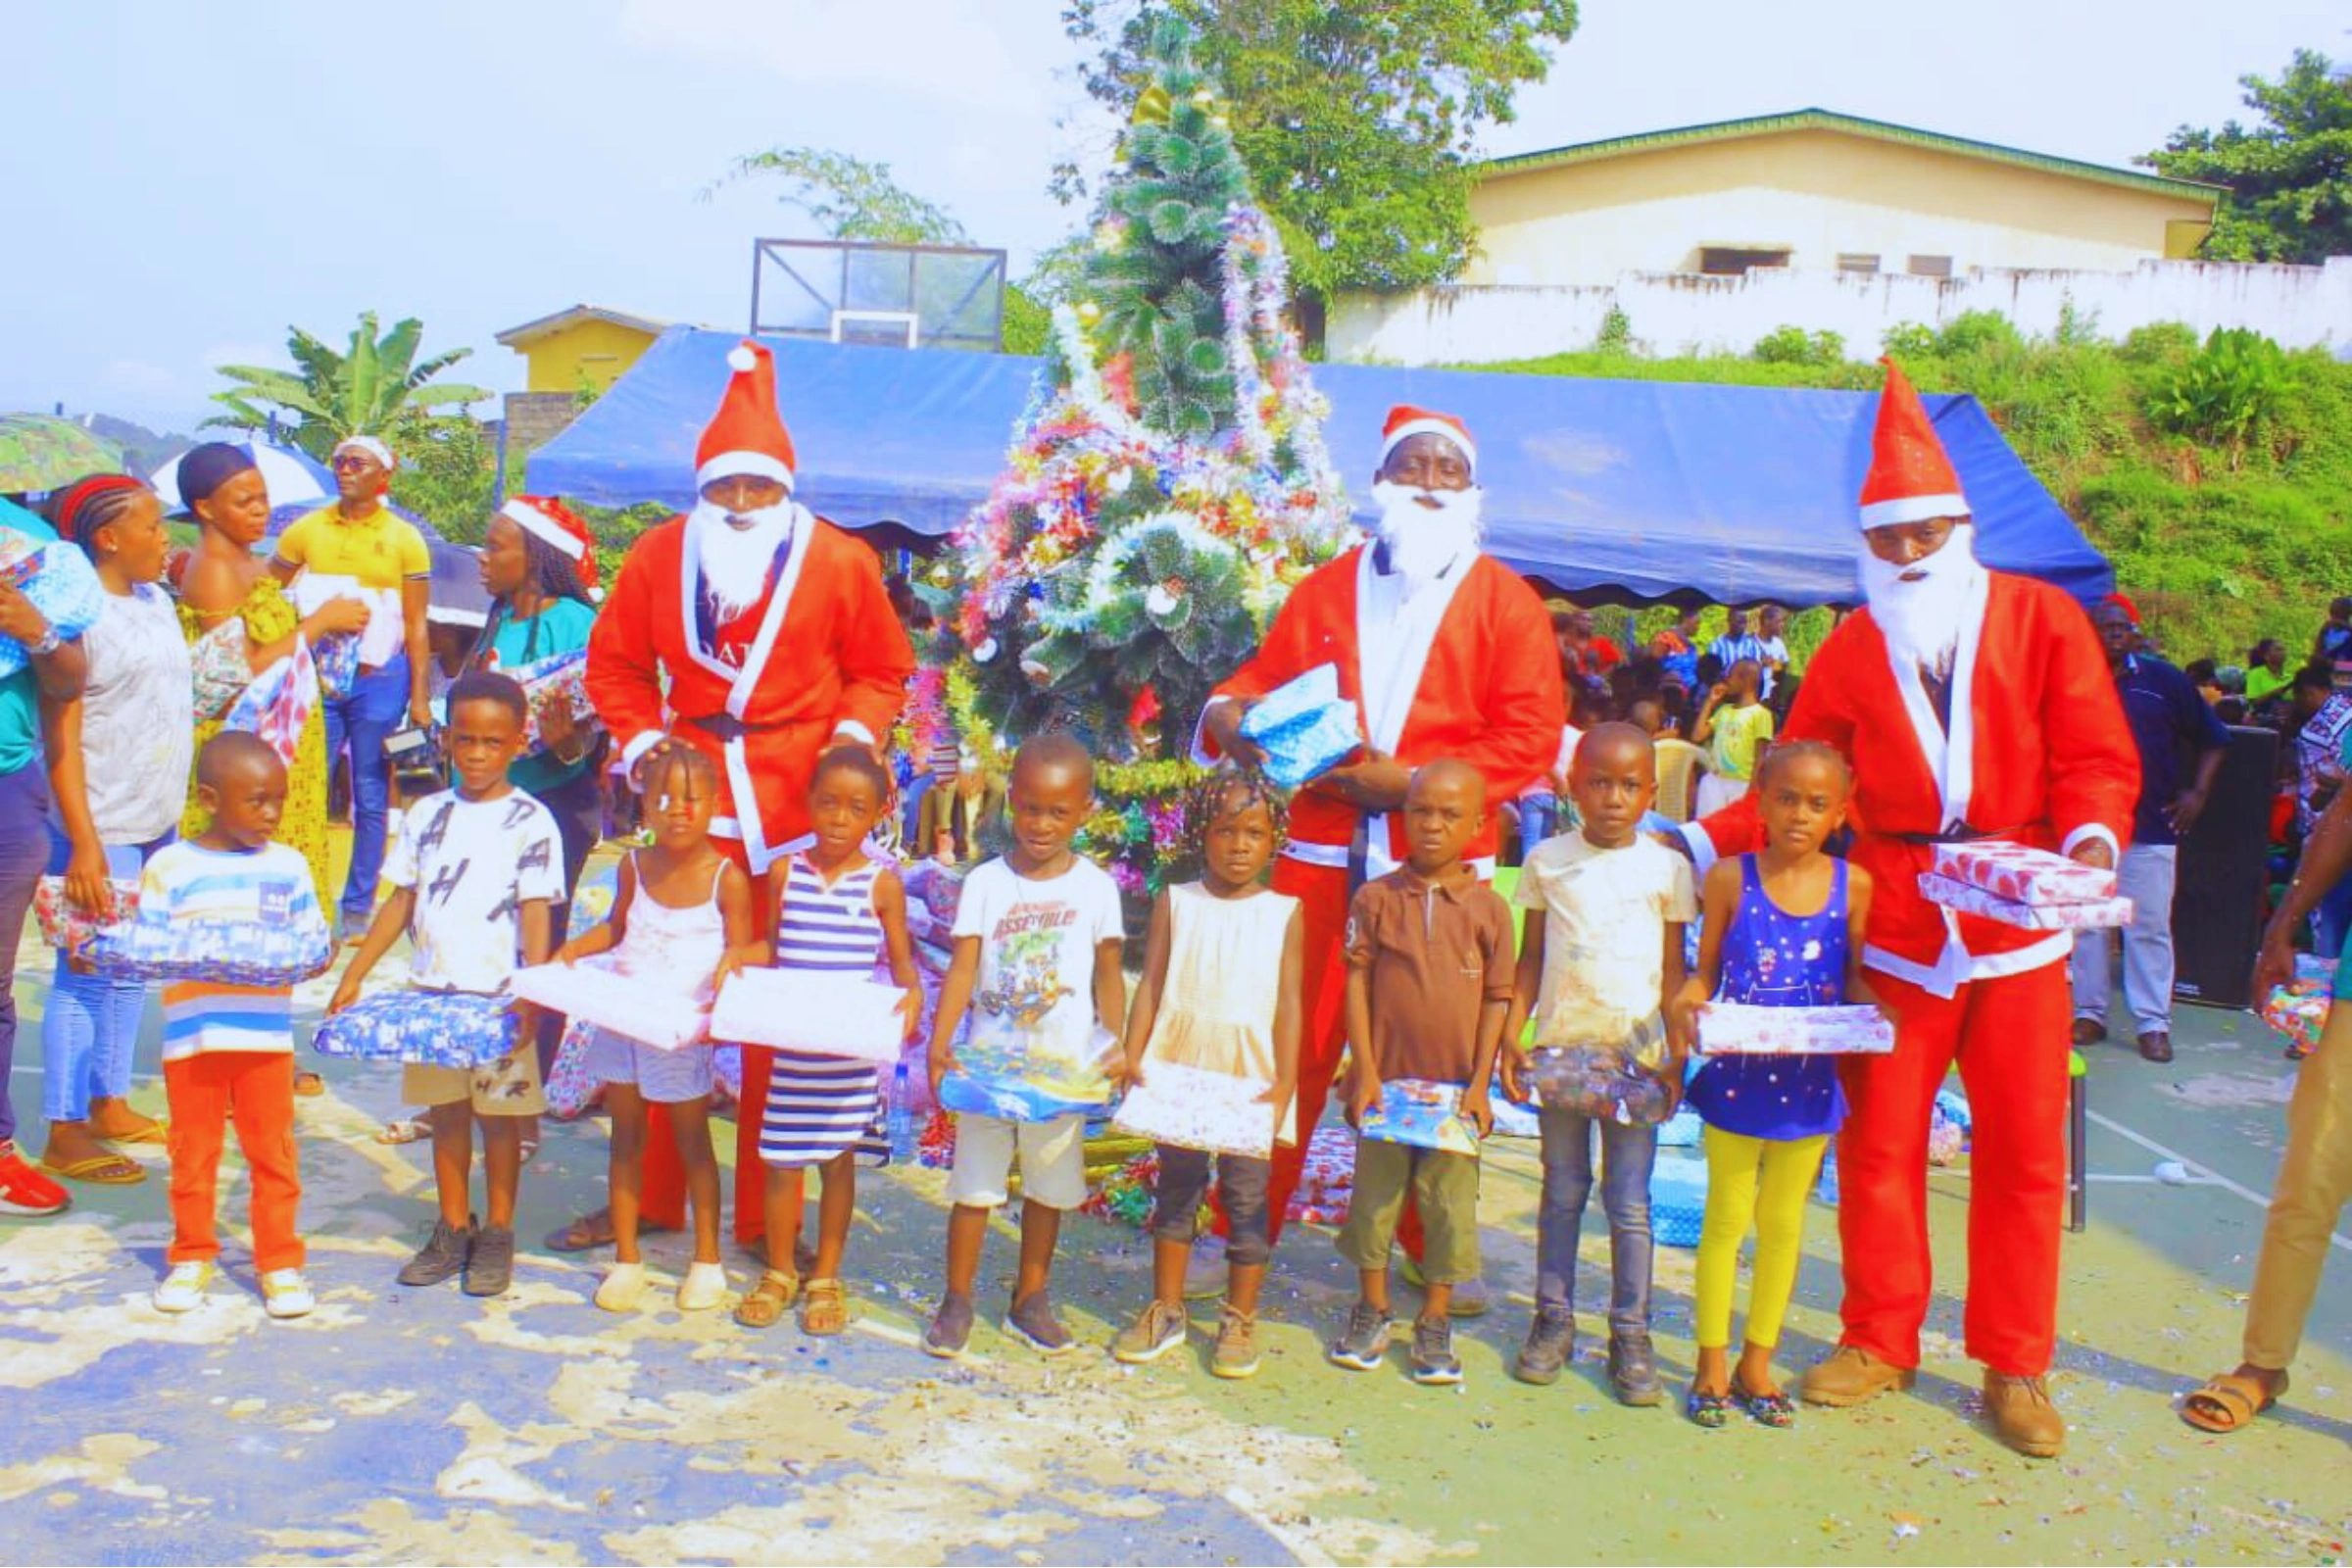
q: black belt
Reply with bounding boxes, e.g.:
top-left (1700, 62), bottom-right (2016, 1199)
top-left (1886, 822), bottom-right (2021, 846)
top-left (680, 713), bottom-right (788, 744)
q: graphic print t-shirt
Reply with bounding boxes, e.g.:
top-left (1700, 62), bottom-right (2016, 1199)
top-left (385, 788), bottom-right (565, 995)
top-left (949, 856), bottom-right (1124, 1113)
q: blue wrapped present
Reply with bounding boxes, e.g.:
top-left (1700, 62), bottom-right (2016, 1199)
top-left (1239, 663), bottom-right (1362, 788)
top-left (0, 527), bottom-right (104, 680)
top-left (1358, 1077), bottom-right (1481, 1155)
top-left (84, 915), bottom-right (331, 988)
top-left (313, 987), bottom-right (517, 1068)
top-left (938, 1070), bottom-right (1105, 1125)
top-left (1650, 1154), bottom-right (1709, 1248)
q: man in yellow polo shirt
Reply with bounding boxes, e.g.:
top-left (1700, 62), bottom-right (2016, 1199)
top-left (270, 435), bottom-right (433, 935)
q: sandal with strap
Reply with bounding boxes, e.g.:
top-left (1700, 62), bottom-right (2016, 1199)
top-left (1736, 1382), bottom-right (1798, 1429)
top-left (734, 1270), bottom-right (800, 1329)
top-left (2180, 1369), bottom-right (2285, 1434)
top-left (800, 1277), bottom-right (850, 1337)
top-left (1685, 1387), bottom-right (1734, 1429)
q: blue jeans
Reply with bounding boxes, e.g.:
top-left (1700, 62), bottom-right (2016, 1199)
top-left (327, 655), bottom-right (410, 928)
top-left (41, 826), bottom-right (171, 1125)
top-left (0, 766), bottom-right (53, 1146)
top-left (1535, 1105), bottom-right (1658, 1338)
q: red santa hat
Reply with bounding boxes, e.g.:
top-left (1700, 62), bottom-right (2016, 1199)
top-left (499, 494), bottom-right (599, 592)
top-left (1857, 359), bottom-right (1968, 530)
top-left (696, 340), bottom-right (797, 492)
top-left (1380, 405), bottom-right (1476, 473)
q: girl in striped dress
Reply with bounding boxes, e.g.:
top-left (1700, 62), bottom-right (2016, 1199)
top-left (736, 747), bottom-right (922, 1334)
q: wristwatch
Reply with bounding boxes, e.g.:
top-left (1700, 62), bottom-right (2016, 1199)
top-left (26, 625), bottom-right (60, 657)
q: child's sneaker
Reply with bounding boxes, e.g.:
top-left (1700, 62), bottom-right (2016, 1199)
top-left (153, 1260), bottom-right (215, 1313)
top-left (1004, 1292), bottom-right (1078, 1357)
top-left (463, 1225), bottom-right (515, 1298)
top-left (1326, 1301), bottom-right (1392, 1371)
top-left (922, 1292), bottom-right (975, 1359)
top-left (0, 1142), bottom-right (70, 1216)
top-left (1111, 1299), bottom-right (1189, 1364)
top-left (1210, 1306), bottom-right (1261, 1380)
top-left (594, 1261), bottom-right (649, 1312)
top-left (261, 1269), bottom-right (316, 1319)
top-left (676, 1261), bottom-right (728, 1312)
top-left (397, 1217), bottom-right (474, 1288)
top-left (1609, 1331), bottom-right (1665, 1406)
top-left (1512, 1307), bottom-right (1576, 1386)
top-left (1409, 1315), bottom-right (1463, 1385)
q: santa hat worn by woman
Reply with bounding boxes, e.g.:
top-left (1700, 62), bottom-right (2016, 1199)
top-left (499, 494), bottom-right (599, 595)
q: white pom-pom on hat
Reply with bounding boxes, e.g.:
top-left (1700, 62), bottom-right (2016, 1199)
top-left (727, 344), bottom-right (758, 373)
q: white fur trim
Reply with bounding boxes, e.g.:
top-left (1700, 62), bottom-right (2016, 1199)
top-left (831, 719), bottom-right (875, 747)
top-left (1380, 418), bottom-right (1476, 470)
top-left (727, 345), bottom-right (758, 372)
top-left (1858, 492), bottom-right (1968, 529)
top-left (500, 499), bottom-right (586, 560)
top-left (1677, 820), bottom-right (1720, 874)
top-left (1278, 841), bottom-right (1350, 869)
top-left (621, 730), bottom-right (666, 770)
top-left (696, 451), bottom-right (794, 491)
top-left (2061, 823), bottom-right (2122, 860)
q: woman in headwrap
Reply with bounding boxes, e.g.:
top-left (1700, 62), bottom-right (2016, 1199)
top-left (37, 474), bottom-right (190, 1183)
top-left (174, 444), bottom-right (368, 1097)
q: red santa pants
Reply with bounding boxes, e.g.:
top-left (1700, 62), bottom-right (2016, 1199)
top-left (1836, 962), bottom-right (2071, 1377)
top-left (635, 840), bottom-right (773, 1244)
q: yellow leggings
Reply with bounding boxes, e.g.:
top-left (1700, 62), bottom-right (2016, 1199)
top-left (1694, 1131), bottom-right (1830, 1351)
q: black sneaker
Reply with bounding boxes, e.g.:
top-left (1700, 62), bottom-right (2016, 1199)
top-left (1004, 1292), bottom-right (1078, 1357)
top-left (398, 1217), bottom-right (474, 1288)
top-left (923, 1292), bottom-right (975, 1359)
top-left (1326, 1301), bottom-right (1393, 1371)
top-left (1409, 1316), bottom-right (1463, 1386)
top-left (463, 1224), bottom-right (515, 1298)
top-left (1512, 1308), bottom-right (1576, 1386)
top-left (1609, 1331), bottom-right (1665, 1407)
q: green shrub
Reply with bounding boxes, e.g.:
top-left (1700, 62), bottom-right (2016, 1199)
top-left (1752, 325), bottom-right (1847, 366)
top-left (1882, 322), bottom-right (1937, 361)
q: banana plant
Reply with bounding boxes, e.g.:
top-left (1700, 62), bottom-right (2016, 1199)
top-left (205, 312), bottom-right (490, 462)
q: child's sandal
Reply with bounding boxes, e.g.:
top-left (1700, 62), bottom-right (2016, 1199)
top-left (733, 1270), bottom-right (799, 1329)
top-left (800, 1277), bottom-right (849, 1337)
top-left (1736, 1384), bottom-right (1798, 1429)
top-left (1685, 1387), bottom-right (1734, 1429)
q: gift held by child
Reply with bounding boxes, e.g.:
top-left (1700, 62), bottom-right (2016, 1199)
top-left (923, 734), bottom-right (1126, 1360)
top-left (1328, 759), bottom-right (1512, 1387)
top-left (1671, 740), bottom-right (1882, 1429)
top-left (328, 671), bottom-right (564, 1299)
top-left (1110, 768), bottom-right (1303, 1379)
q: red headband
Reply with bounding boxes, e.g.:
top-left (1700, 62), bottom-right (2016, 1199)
top-left (49, 474), bottom-right (148, 549)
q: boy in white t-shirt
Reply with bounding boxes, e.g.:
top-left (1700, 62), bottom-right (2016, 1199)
top-left (922, 734), bottom-right (1126, 1360)
top-left (329, 671), bottom-right (564, 1298)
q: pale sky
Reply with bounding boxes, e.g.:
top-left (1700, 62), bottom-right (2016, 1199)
top-left (1, 0), bottom-right (2339, 432)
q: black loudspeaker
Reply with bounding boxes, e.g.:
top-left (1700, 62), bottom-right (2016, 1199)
top-left (2173, 724), bottom-right (2279, 1010)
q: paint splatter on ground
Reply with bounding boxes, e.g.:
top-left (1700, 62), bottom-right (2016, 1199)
top-left (4, 952), bottom-right (2348, 1563)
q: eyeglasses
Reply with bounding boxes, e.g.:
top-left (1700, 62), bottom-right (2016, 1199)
top-left (330, 455), bottom-right (374, 470)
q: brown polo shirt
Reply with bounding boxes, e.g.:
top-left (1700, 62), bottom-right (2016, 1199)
top-left (1345, 863), bottom-right (1515, 1085)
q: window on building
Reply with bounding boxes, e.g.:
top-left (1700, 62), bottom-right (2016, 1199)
top-left (1837, 254), bottom-right (1881, 274)
top-left (1700, 247), bottom-right (1791, 276)
top-left (1907, 255), bottom-right (1954, 278)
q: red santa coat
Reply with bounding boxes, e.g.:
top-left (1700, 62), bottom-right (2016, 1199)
top-left (586, 510), bottom-right (913, 872)
top-left (1206, 546), bottom-right (1563, 868)
top-left (1687, 569), bottom-right (2138, 997)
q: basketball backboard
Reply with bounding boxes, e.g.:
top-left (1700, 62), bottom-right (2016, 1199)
top-left (750, 238), bottom-right (1007, 352)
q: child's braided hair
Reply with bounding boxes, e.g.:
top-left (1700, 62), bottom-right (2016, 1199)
top-left (1179, 764), bottom-right (1290, 868)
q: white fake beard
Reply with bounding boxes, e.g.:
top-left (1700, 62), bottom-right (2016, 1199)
top-left (1860, 524), bottom-right (1985, 680)
top-left (691, 501), bottom-right (794, 621)
top-left (1369, 481), bottom-right (1484, 592)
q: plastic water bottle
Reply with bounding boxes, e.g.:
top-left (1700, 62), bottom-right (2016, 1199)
top-left (1818, 1148), bottom-right (1839, 1206)
top-left (887, 1062), bottom-right (917, 1163)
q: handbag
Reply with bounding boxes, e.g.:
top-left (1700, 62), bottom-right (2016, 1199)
top-left (1521, 1045), bottom-right (1674, 1127)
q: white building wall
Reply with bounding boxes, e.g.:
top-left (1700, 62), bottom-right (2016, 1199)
top-left (1329, 258), bottom-right (2352, 366)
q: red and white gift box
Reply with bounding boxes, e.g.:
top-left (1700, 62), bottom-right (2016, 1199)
top-left (1918, 872), bottom-right (2132, 931)
top-left (1930, 840), bottom-right (2117, 906)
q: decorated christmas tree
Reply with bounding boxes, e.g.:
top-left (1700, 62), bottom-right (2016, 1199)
top-left (945, 19), bottom-right (1346, 766)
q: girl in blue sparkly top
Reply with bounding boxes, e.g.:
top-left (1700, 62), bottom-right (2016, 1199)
top-left (1670, 740), bottom-right (1884, 1429)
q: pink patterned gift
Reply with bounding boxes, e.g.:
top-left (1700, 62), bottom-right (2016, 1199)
top-left (33, 875), bottom-right (140, 951)
top-left (1698, 1002), bottom-right (1895, 1056)
top-left (1931, 840), bottom-right (2116, 906)
top-left (1113, 1058), bottom-right (1278, 1159)
top-left (1918, 873), bottom-right (2132, 931)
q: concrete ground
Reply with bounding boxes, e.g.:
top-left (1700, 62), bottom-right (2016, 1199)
top-left (3, 930), bottom-right (2348, 1565)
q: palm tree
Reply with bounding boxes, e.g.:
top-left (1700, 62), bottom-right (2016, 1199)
top-left (205, 313), bottom-right (491, 461)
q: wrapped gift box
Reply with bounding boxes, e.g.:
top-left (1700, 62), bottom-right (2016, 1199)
top-left (1239, 662), bottom-right (1362, 788)
top-left (509, 956), bottom-right (709, 1051)
top-left (1357, 1077), bottom-right (1481, 1156)
top-left (1287, 1125), bottom-right (1354, 1225)
top-left (502, 649), bottom-right (594, 754)
top-left (939, 1024), bottom-right (1116, 1124)
top-left (1919, 872), bottom-right (2132, 931)
top-left (1931, 840), bottom-right (2117, 906)
top-left (33, 875), bottom-right (140, 951)
top-left (84, 916), bottom-right (331, 988)
top-left (313, 988), bottom-right (516, 1068)
top-left (2260, 955), bottom-right (2335, 1054)
top-left (1113, 1058), bottom-right (1278, 1159)
top-left (710, 968), bottom-right (906, 1063)
top-left (1699, 1002), bottom-right (1896, 1055)
top-left (0, 528), bottom-right (105, 680)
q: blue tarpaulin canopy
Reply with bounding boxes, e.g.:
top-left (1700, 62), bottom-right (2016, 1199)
top-left (526, 327), bottom-right (2110, 606)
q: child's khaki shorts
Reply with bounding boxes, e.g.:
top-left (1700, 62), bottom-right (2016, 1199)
top-left (403, 1049), bottom-right (544, 1117)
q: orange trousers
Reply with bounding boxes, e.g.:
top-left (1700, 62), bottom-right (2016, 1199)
top-left (164, 1052), bottom-right (304, 1273)
top-left (1836, 963), bottom-right (2071, 1377)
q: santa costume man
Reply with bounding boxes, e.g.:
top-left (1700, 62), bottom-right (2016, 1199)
top-left (1678, 361), bottom-right (2137, 1457)
top-left (557, 339), bottom-right (914, 1253)
top-left (1199, 406), bottom-right (1565, 1306)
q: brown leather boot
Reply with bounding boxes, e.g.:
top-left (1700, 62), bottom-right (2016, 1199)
top-left (1984, 1371), bottom-right (2066, 1457)
top-left (1798, 1345), bottom-right (1917, 1407)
